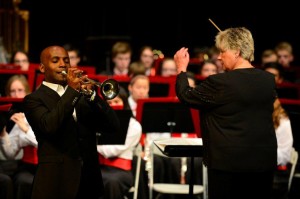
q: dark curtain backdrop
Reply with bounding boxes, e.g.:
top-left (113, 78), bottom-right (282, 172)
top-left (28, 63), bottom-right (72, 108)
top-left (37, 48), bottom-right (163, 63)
top-left (19, 1), bottom-right (300, 72)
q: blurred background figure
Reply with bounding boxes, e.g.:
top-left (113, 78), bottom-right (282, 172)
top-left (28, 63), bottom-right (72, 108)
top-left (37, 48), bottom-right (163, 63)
top-left (1, 74), bottom-right (36, 199)
top-left (160, 57), bottom-right (177, 77)
top-left (138, 45), bottom-right (155, 76)
top-left (100, 41), bottom-right (132, 76)
top-left (263, 62), bottom-right (286, 84)
top-left (11, 51), bottom-right (30, 71)
top-left (274, 41), bottom-right (296, 83)
top-left (63, 43), bottom-right (82, 67)
top-left (275, 42), bottom-right (294, 69)
top-left (128, 61), bottom-right (146, 78)
top-left (0, 110), bottom-right (14, 199)
top-left (5, 74), bottom-right (30, 98)
top-left (271, 98), bottom-right (293, 199)
top-left (208, 46), bottom-right (224, 73)
top-left (199, 60), bottom-right (218, 78)
top-left (0, 36), bottom-right (9, 64)
top-left (128, 75), bottom-right (150, 117)
top-left (261, 49), bottom-right (278, 67)
top-left (192, 46), bottom-right (209, 63)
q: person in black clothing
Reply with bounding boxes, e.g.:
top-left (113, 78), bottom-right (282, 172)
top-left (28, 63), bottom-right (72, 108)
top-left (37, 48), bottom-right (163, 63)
top-left (174, 27), bottom-right (277, 199)
top-left (23, 45), bottom-right (120, 199)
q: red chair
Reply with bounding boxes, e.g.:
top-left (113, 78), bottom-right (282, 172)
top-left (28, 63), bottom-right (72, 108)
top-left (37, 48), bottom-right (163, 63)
top-left (276, 82), bottom-right (300, 99)
top-left (0, 103), bottom-right (12, 111)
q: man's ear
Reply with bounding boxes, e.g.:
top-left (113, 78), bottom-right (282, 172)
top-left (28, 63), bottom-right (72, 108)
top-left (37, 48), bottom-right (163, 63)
top-left (39, 63), bottom-right (45, 73)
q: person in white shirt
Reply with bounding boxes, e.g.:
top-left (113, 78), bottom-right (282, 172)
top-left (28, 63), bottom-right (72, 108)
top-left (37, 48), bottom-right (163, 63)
top-left (0, 74), bottom-right (37, 199)
top-left (97, 86), bottom-right (142, 199)
top-left (272, 98), bottom-right (294, 199)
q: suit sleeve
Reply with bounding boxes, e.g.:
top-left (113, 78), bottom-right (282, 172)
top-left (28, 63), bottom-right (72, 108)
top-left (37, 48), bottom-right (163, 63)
top-left (23, 86), bottom-right (82, 136)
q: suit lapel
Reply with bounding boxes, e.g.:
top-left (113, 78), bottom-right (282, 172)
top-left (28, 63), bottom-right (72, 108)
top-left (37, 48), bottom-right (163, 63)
top-left (37, 84), bottom-right (61, 110)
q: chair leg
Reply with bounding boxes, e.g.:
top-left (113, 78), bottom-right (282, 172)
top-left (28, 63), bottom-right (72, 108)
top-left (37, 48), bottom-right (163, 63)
top-left (154, 193), bottom-right (162, 199)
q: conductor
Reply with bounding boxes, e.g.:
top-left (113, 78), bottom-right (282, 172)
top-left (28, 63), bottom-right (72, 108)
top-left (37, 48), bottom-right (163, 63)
top-left (174, 27), bottom-right (277, 199)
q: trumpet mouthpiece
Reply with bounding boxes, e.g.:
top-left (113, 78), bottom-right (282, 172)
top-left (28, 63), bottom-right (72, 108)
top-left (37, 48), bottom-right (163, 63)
top-left (61, 71), bottom-right (67, 75)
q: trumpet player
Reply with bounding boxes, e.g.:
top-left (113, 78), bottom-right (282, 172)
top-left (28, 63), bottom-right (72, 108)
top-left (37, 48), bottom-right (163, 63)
top-left (23, 45), bottom-right (121, 199)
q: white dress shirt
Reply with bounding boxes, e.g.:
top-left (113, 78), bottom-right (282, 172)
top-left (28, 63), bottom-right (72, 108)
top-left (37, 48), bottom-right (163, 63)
top-left (0, 116), bottom-right (37, 159)
top-left (276, 117), bottom-right (293, 165)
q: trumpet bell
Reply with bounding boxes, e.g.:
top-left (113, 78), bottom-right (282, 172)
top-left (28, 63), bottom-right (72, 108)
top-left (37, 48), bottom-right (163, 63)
top-left (100, 79), bottom-right (120, 100)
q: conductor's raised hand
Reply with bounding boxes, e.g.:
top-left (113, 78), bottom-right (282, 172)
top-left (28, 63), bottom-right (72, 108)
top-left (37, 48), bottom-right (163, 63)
top-left (174, 47), bottom-right (190, 74)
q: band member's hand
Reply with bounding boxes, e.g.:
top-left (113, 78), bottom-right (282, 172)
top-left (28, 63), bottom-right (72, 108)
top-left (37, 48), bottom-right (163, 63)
top-left (10, 113), bottom-right (29, 133)
top-left (174, 47), bottom-right (190, 74)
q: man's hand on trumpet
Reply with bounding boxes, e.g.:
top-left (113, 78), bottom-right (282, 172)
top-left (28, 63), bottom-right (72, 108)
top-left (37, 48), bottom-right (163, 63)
top-left (62, 68), bottom-right (94, 96)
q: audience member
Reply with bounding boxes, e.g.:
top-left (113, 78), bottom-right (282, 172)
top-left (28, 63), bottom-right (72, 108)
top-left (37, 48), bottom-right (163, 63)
top-left (127, 75), bottom-right (150, 199)
top-left (126, 75), bottom-right (184, 198)
top-left (4, 75), bottom-right (30, 98)
top-left (128, 61), bottom-right (146, 77)
top-left (199, 59), bottom-right (218, 78)
top-left (274, 41), bottom-right (296, 82)
top-left (100, 41), bottom-right (132, 76)
top-left (128, 75), bottom-right (149, 117)
top-left (11, 51), bottom-right (30, 71)
top-left (138, 45), bottom-right (155, 76)
top-left (208, 45), bottom-right (224, 73)
top-left (0, 114), bottom-right (14, 199)
top-left (192, 46), bottom-right (209, 63)
top-left (261, 49), bottom-right (278, 67)
top-left (1, 74), bottom-right (36, 199)
top-left (271, 98), bottom-right (294, 199)
top-left (97, 86), bottom-right (142, 199)
top-left (275, 42), bottom-right (294, 69)
top-left (63, 43), bottom-right (82, 67)
top-left (263, 62), bottom-right (286, 84)
top-left (159, 57), bottom-right (177, 77)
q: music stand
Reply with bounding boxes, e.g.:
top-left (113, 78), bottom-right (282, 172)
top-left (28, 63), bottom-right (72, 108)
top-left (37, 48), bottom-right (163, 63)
top-left (97, 109), bottom-right (131, 145)
top-left (136, 97), bottom-right (202, 197)
top-left (136, 97), bottom-right (197, 134)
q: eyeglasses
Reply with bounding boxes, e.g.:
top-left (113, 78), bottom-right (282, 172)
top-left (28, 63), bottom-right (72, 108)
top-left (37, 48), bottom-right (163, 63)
top-left (14, 59), bottom-right (29, 63)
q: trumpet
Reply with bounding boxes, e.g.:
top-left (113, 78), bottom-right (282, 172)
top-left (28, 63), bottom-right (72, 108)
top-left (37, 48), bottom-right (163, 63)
top-left (61, 71), bottom-right (119, 100)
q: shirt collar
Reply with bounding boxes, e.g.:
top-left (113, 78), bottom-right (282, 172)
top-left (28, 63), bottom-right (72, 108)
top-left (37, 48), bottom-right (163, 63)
top-left (43, 81), bottom-right (67, 94)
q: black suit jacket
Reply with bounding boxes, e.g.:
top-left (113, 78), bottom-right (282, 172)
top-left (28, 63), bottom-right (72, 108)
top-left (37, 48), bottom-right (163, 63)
top-left (23, 84), bottom-right (120, 199)
top-left (176, 68), bottom-right (278, 172)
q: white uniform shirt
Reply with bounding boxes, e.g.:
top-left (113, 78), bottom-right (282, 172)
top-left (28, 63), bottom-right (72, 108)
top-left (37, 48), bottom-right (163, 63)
top-left (0, 116), bottom-right (37, 159)
top-left (276, 117), bottom-right (293, 165)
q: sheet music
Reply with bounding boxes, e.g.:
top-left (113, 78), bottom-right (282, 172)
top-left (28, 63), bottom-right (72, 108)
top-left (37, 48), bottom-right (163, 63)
top-left (154, 138), bottom-right (203, 152)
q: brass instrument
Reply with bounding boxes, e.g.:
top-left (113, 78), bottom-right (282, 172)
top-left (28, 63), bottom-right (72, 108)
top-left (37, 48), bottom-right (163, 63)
top-left (61, 71), bottom-right (119, 100)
